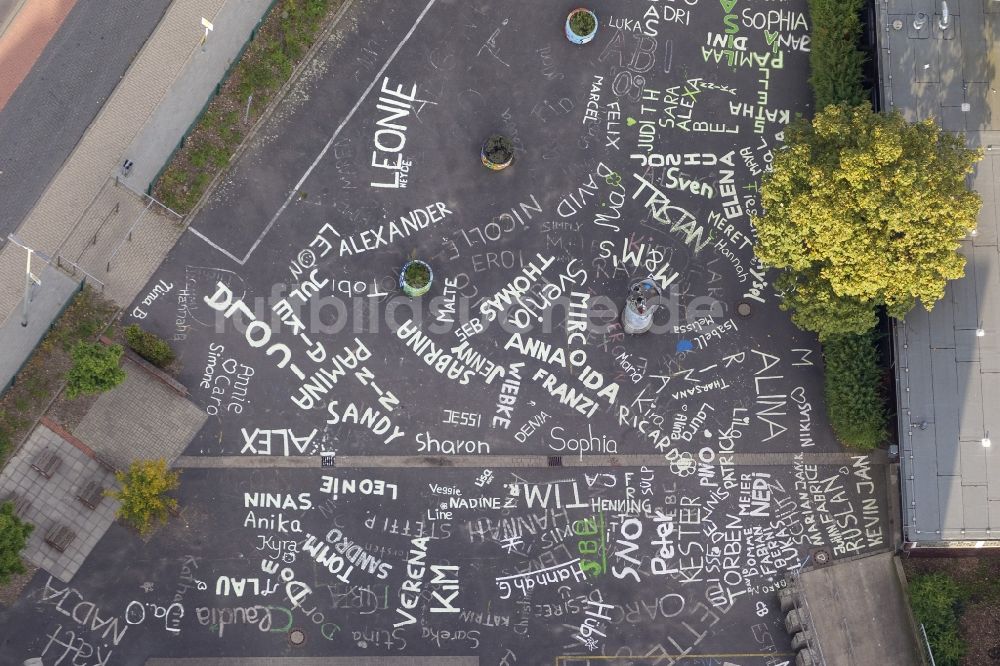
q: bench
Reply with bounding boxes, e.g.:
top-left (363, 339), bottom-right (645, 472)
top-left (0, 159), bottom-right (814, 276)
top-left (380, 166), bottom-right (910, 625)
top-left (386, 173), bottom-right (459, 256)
top-left (44, 524), bottom-right (76, 553)
top-left (76, 479), bottom-right (105, 510)
top-left (3, 492), bottom-right (31, 518)
top-left (30, 448), bottom-right (61, 479)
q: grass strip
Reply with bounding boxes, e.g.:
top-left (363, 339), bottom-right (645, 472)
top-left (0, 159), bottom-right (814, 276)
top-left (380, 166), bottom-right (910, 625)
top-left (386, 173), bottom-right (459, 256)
top-left (0, 287), bottom-right (117, 465)
top-left (153, 0), bottom-right (346, 213)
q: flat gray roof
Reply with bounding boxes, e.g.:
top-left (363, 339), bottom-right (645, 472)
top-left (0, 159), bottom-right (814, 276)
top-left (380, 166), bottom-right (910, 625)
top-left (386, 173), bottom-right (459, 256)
top-left (880, 0), bottom-right (1000, 542)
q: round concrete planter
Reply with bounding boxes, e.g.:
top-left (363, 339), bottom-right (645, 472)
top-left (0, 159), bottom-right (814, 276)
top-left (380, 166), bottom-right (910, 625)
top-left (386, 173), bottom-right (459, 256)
top-left (400, 259), bottom-right (433, 298)
top-left (565, 8), bottom-right (597, 44)
top-left (481, 135), bottom-right (514, 171)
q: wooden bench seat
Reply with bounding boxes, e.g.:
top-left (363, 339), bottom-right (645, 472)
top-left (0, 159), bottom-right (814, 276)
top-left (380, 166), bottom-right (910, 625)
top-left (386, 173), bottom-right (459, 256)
top-left (76, 479), bottom-right (104, 510)
top-left (44, 524), bottom-right (76, 553)
top-left (30, 448), bottom-right (61, 479)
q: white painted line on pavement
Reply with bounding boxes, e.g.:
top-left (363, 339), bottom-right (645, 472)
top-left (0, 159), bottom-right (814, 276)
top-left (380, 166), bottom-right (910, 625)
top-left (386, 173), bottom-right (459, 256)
top-left (188, 226), bottom-right (245, 265)
top-left (191, 0), bottom-right (439, 266)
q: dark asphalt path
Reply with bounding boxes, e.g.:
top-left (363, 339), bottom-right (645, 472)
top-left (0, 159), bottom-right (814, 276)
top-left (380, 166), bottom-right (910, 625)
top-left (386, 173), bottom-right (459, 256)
top-left (0, 466), bottom-right (886, 664)
top-left (0, 0), bottom-right (171, 238)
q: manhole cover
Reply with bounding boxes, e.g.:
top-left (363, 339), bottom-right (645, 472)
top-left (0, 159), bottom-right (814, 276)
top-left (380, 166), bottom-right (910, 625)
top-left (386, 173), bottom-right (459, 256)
top-left (892, 19), bottom-right (903, 30)
top-left (812, 548), bottom-right (831, 565)
top-left (736, 302), bottom-right (752, 317)
top-left (289, 628), bottom-right (306, 646)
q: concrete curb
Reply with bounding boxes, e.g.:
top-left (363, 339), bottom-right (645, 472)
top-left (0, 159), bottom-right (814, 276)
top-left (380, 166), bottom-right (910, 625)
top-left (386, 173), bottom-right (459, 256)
top-left (181, 0), bottom-right (358, 228)
top-left (174, 451), bottom-right (890, 469)
top-left (39, 416), bottom-right (117, 474)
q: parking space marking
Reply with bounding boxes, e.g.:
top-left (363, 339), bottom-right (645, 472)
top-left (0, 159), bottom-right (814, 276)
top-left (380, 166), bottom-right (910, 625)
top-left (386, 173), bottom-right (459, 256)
top-left (191, 0), bottom-right (438, 265)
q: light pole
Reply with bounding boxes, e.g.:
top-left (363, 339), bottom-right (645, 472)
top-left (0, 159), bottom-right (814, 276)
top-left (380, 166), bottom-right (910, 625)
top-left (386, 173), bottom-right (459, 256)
top-left (201, 17), bottom-right (214, 51)
top-left (7, 234), bottom-right (48, 327)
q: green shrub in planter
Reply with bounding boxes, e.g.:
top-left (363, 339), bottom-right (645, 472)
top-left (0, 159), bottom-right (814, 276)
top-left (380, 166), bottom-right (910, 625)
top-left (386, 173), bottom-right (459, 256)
top-left (400, 259), bottom-right (433, 297)
top-left (66, 342), bottom-right (126, 399)
top-left (124, 324), bottom-right (175, 368)
top-left (565, 8), bottom-right (598, 44)
top-left (481, 135), bottom-right (514, 170)
top-left (823, 331), bottom-right (886, 450)
top-left (569, 10), bottom-right (595, 36)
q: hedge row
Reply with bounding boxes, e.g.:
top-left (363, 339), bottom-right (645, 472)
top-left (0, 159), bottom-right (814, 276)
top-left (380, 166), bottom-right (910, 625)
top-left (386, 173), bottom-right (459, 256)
top-left (807, 0), bottom-right (884, 450)
top-left (124, 325), bottom-right (175, 369)
top-left (823, 332), bottom-right (887, 450)
top-left (807, 0), bottom-right (868, 110)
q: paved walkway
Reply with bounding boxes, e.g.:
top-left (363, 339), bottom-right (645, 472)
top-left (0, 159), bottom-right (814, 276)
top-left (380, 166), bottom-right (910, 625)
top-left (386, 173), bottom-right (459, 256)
top-left (53, 178), bottom-right (185, 306)
top-left (0, 0), bottom-right (172, 236)
top-left (74, 356), bottom-right (207, 470)
top-left (0, 0), bottom-right (274, 326)
top-left (0, 265), bottom-right (78, 392)
top-left (176, 450), bottom-right (888, 469)
top-left (0, 350), bottom-right (204, 582)
top-left (0, 421), bottom-right (118, 583)
top-left (121, 0), bottom-right (274, 193)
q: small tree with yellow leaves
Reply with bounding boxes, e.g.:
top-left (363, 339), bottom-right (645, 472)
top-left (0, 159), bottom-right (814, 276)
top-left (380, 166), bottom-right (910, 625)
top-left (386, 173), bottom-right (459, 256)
top-left (107, 459), bottom-right (180, 536)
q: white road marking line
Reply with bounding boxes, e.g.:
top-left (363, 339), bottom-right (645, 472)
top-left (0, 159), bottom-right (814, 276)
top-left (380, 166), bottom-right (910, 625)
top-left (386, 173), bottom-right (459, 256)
top-left (191, 0), bottom-right (439, 266)
top-left (187, 226), bottom-right (245, 265)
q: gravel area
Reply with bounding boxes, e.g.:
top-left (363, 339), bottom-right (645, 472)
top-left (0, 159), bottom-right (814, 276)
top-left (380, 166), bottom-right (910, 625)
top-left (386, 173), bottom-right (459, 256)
top-left (0, 562), bottom-right (37, 608)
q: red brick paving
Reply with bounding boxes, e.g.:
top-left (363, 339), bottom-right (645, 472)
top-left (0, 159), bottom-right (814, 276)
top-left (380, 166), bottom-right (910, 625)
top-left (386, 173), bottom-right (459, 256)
top-left (0, 0), bottom-right (77, 111)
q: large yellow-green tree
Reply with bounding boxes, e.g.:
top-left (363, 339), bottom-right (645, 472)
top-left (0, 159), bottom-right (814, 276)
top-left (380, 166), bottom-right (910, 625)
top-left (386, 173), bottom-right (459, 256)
top-left (754, 103), bottom-right (982, 339)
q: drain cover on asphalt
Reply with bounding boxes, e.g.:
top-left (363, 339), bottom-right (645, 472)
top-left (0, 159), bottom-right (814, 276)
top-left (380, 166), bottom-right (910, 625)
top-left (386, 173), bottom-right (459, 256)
top-left (811, 548), bottom-right (832, 566)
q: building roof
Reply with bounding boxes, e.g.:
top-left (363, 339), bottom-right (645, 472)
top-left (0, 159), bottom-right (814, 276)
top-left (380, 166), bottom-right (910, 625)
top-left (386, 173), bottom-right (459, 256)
top-left (881, 0), bottom-right (1000, 542)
